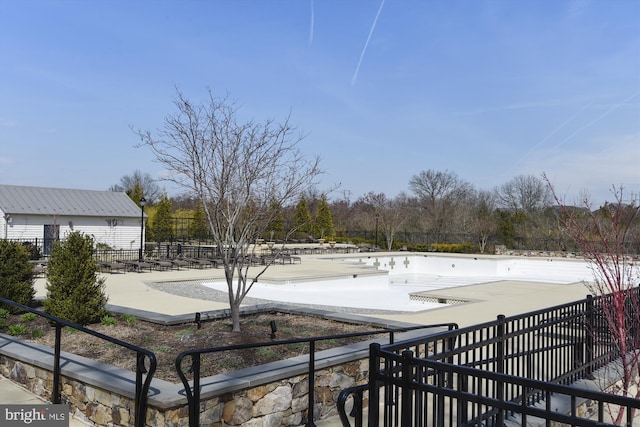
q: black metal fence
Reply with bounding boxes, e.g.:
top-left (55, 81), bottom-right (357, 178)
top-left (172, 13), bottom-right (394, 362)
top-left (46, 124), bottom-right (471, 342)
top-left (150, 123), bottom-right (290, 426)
top-left (337, 290), bottom-right (640, 426)
top-left (8, 233), bottom-right (638, 259)
top-left (174, 322), bottom-right (458, 427)
top-left (0, 297), bottom-right (157, 427)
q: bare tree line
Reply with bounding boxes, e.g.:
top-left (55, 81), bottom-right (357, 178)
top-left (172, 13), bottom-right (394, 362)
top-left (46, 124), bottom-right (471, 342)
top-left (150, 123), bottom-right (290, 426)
top-left (115, 166), bottom-right (639, 255)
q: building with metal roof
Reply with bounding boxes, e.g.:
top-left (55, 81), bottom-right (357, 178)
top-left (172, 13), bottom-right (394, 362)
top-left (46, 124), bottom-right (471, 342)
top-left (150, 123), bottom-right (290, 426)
top-left (0, 184), bottom-right (146, 255)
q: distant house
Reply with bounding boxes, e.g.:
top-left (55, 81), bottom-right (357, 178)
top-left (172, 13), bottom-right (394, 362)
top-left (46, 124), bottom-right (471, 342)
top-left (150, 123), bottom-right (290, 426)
top-left (0, 184), bottom-right (146, 255)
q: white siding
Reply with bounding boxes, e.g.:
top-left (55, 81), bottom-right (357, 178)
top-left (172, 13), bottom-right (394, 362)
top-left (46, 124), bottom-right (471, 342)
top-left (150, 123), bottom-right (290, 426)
top-left (2, 212), bottom-right (144, 251)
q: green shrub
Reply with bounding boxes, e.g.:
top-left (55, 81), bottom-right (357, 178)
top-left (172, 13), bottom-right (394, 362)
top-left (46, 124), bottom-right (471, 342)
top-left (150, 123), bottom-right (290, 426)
top-left (8, 324), bottom-right (28, 336)
top-left (0, 308), bottom-right (9, 319)
top-left (31, 329), bottom-right (44, 339)
top-left (21, 242), bottom-right (42, 260)
top-left (20, 312), bottom-right (37, 322)
top-left (120, 313), bottom-right (137, 325)
top-left (405, 243), bottom-right (430, 252)
top-left (44, 232), bottom-right (108, 325)
top-left (0, 240), bottom-right (36, 312)
top-left (101, 315), bottom-right (118, 326)
top-left (0, 318), bottom-right (6, 329)
top-left (430, 243), bottom-right (476, 253)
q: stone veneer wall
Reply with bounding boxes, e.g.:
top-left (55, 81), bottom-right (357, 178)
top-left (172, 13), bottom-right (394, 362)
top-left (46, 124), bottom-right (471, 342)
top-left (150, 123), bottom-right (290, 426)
top-left (0, 337), bottom-right (373, 426)
top-left (1, 356), bottom-right (139, 425)
top-left (493, 245), bottom-right (581, 258)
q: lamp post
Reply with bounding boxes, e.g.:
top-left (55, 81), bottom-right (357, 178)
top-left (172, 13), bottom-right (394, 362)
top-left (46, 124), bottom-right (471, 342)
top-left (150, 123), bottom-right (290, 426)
top-left (139, 197), bottom-right (146, 261)
top-left (375, 213), bottom-right (380, 249)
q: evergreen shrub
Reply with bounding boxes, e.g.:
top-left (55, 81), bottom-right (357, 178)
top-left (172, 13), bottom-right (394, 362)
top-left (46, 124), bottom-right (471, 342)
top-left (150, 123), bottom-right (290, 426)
top-left (0, 240), bottom-right (36, 312)
top-left (44, 232), bottom-right (108, 325)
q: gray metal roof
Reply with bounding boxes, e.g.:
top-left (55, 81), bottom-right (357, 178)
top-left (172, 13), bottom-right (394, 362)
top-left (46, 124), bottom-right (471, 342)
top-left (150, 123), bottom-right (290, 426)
top-left (0, 185), bottom-right (145, 218)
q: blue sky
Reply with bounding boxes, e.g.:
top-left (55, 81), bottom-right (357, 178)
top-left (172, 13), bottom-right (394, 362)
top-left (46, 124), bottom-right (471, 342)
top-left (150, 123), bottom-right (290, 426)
top-left (1, 0), bottom-right (638, 205)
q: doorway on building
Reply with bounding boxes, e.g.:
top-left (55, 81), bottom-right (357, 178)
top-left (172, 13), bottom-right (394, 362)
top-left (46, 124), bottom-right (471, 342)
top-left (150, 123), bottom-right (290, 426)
top-left (43, 224), bottom-right (60, 256)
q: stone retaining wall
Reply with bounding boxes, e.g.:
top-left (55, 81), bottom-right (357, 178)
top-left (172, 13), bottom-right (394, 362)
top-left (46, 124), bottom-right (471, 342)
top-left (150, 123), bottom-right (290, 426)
top-left (0, 334), bottom-right (377, 426)
top-left (493, 245), bottom-right (580, 258)
top-left (1, 356), bottom-right (138, 425)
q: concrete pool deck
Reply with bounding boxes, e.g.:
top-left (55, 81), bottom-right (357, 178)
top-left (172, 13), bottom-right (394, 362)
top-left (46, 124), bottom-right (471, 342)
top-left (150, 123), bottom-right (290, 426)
top-left (31, 252), bottom-right (592, 327)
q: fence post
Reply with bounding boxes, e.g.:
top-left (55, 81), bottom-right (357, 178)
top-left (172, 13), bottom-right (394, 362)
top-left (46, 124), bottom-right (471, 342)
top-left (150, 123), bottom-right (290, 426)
top-left (306, 340), bottom-right (316, 427)
top-left (53, 324), bottom-right (62, 404)
top-left (189, 354), bottom-right (201, 427)
top-left (496, 315), bottom-right (506, 426)
top-left (400, 350), bottom-right (413, 427)
top-left (585, 295), bottom-right (595, 376)
top-left (368, 343), bottom-right (381, 427)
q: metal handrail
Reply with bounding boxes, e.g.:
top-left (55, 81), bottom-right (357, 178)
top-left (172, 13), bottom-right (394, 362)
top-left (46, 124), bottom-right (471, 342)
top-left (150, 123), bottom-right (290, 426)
top-left (337, 289), bottom-right (640, 426)
top-left (0, 297), bottom-right (157, 427)
top-left (175, 322), bottom-right (458, 427)
top-left (391, 347), bottom-right (639, 426)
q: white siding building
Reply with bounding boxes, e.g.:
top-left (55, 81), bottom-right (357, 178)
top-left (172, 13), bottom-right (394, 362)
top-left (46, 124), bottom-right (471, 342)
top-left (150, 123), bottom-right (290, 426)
top-left (0, 184), bottom-right (146, 255)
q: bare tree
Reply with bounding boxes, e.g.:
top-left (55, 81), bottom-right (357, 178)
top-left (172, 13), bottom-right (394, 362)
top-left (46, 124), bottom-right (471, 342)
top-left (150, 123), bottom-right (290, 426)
top-left (545, 175), bottom-right (640, 424)
top-left (466, 190), bottom-right (497, 253)
top-left (360, 192), bottom-right (410, 250)
top-left (495, 174), bottom-right (551, 213)
top-left (109, 170), bottom-right (161, 204)
top-left (134, 89), bottom-right (321, 332)
top-left (409, 169), bottom-right (474, 241)
top-left (329, 191), bottom-right (354, 238)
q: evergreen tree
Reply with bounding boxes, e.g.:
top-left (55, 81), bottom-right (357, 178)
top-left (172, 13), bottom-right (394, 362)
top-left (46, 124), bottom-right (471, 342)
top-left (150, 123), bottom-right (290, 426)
top-left (189, 204), bottom-right (209, 240)
top-left (496, 210), bottom-right (526, 248)
top-left (44, 232), bottom-right (108, 325)
top-left (0, 240), bottom-right (36, 312)
top-left (128, 181), bottom-right (146, 206)
top-left (265, 199), bottom-right (284, 240)
top-left (293, 197), bottom-right (313, 237)
top-left (150, 193), bottom-right (174, 242)
top-left (314, 194), bottom-right (335, 239)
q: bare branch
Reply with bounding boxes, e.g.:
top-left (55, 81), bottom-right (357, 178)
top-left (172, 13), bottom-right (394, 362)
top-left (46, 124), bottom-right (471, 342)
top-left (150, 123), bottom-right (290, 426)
top-left (133, 89), bottom-right (322, 332)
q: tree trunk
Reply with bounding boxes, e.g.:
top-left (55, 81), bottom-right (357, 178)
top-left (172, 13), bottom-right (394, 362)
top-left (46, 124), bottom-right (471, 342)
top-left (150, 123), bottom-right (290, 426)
top-left (231, 302), bottom-right (242, 332)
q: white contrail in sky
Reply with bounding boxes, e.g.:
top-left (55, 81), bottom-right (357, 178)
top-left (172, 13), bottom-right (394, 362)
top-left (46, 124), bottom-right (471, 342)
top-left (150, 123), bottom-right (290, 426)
top-left (549, 90), bottom-right (640, 151)
top-left (309, 0), bottom-right (315, 46)
top-left (515, 101), bottom-right (593, 166)
top-left (351, 0), bottom-right (385, 86)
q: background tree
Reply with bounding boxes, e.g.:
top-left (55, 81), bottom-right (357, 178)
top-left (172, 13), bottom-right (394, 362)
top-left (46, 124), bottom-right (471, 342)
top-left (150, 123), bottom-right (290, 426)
top-left (0, 241), bottom-right (36, 312)
top-left (329, 191), bottom-right (354, 238)
top-left (265, 199), bottom-right (285, 241)
top-left (409, 169), bottom-right (474, 242)
top-left (494, 174), bottom-right (552, 246)
top-left (545, 176), bottom-right (640, 424)
top-left (44, 232), bottom-right (108, 325)
top-left (149, 193), bottom-right (174, 243)
top-left (134, 89), bottom-right (321, 332)
top-left (466, 190), bottom-right (497, 253)
top-left (109, 170), bottom-right (161, 204)
top-left (496, 209), bottom-right (526, 248)
top-left (292, 196), bottom-right (313, 239)
top-left (314, 194), bottom-right (334, 239)
top-left (495, 174), bottom-right (551, 213)
top-left (188, 204), bottom-right (209, 241)
top-left (360, 192), bottom-right (410, 250)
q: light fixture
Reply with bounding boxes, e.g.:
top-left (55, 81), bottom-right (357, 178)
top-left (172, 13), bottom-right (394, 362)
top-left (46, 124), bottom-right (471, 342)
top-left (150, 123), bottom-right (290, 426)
top-left (139, 197), bottom-right (146, 261)
top-left (269, 320), bottom-right (277, 339)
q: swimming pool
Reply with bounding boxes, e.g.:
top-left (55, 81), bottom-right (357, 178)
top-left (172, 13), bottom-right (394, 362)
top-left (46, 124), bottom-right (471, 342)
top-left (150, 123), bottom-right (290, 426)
top-left (201, 255), bottom-right (599, 313)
